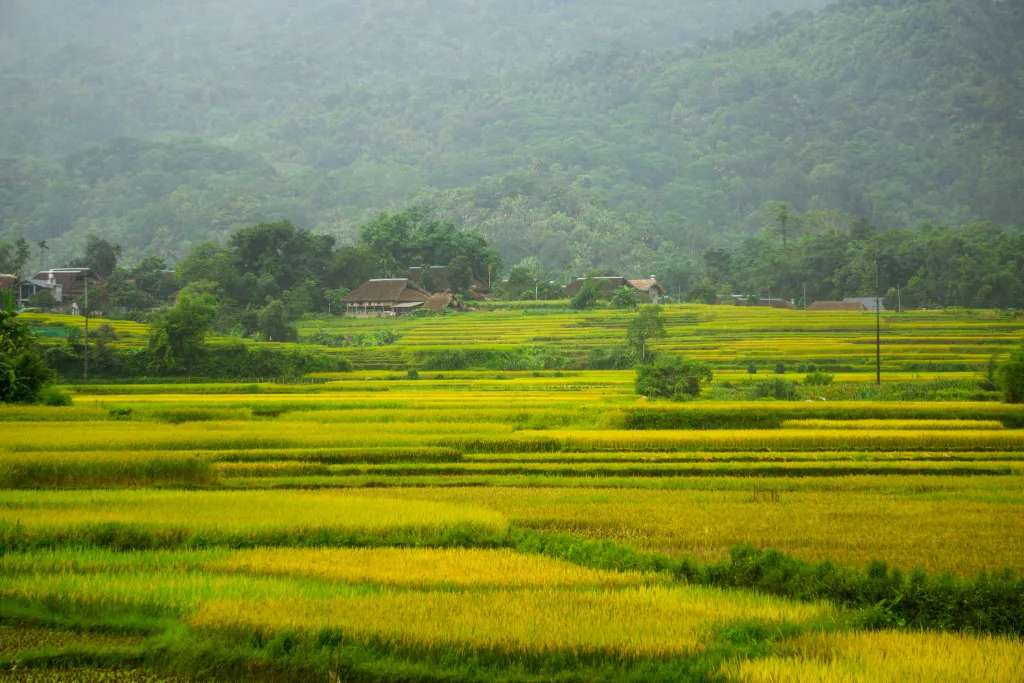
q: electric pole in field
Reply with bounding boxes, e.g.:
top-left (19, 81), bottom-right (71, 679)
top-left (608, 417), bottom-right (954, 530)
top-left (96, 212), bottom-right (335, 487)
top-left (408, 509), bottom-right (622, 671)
top-left (875, 257), bottom-right (881, 386)
top-left (82, 273), bottom-right (89, 382)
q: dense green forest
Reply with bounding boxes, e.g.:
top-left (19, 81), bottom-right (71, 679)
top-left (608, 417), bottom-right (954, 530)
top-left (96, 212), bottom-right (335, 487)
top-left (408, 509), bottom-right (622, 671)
top-left (0, 0), bottom-right (1022, 281)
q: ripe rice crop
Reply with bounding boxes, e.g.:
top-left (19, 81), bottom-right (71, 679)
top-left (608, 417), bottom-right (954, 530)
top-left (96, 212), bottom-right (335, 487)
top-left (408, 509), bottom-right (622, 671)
top-left (621, 401), bottom-right (1024, 429)
top-left (0, 451), bottom-right (214, 488)
top-left (213, 462), bottom-right (331, 477)
top-left (0, 624), bottom-right (146, 656)
top-left (782, 419), bottom-right (1006, 430)
top-left (464, 450), bottom-right (1024, 463)
top-left (494, 429), bottom-right (1024, 453)
top-left (0, 405), bottom-right (108, 421)
top-left (205, 446), bottom-right (461, 464)
top-left (305, 460), bottom-right (1016, 479)
top-left (191, 585), bottom-right (832, 659)
top-left (0, 490), bottom-right (508, 549)
top-left (393, 485), bottom-right (1024, 575)
top-left (207, 547), bottom-right (656, 589)
top-left (0, 421), bottom-right (510, 452)
top-left (725, 629), bottom-right (1024, 683)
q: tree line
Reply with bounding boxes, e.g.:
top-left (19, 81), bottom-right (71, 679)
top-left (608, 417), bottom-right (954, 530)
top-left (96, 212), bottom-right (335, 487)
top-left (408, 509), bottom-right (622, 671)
top-left (1, 0), bottom-right (1020, 278)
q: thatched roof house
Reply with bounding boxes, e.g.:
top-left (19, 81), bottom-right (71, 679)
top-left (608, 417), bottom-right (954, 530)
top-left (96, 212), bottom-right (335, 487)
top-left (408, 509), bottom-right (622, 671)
top-left (843, 297), bottom-right (885, 312)
top-left (564, 276), bottom-right (664, 303)
top-left (808, 300), bottom-right (868, 311)
top-left (342, 278), bottom-right (458, 316)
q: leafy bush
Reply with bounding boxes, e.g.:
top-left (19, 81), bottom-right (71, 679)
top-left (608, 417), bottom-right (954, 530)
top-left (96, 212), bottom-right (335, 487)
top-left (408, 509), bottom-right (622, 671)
top-left (746, 362), bottom-right (757, 375)
top-left (586, 346), bottom-right (637, 370)
top-left (774, 362), bottom-right (786, 374)
top-left (803, 371), bottom-right (834, 386)
top-left (415, 347), bottom-right (573, 371)
top-left (1, 297), bottom-right (55, 404)
top-left (570, 280), bottom-right (601, 310)
top-left (37, 385), bottom-right (71, 406)
top-left (752, 378), bottom-right (799, 400)
top-left (635, 355), bottom-right (712, 400)
top-left (609, 286), bottom-right (639, 310)
top-left (998, 348), bottom-right (1024, 403)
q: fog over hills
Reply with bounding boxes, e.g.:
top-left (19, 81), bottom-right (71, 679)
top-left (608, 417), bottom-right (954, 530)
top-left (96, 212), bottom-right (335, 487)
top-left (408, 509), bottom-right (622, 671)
top-left (1, 0), bottom-right (1021, 274)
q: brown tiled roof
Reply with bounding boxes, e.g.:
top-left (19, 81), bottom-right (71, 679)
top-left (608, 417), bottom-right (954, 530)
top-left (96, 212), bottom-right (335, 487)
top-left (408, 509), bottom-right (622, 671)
top-left (627, 278), bottom-right (662, 293)
top-left (567, 276), bottom-right (662, 297)
top-left (425, 292), bottom-right (456, 312)
top-left (342, 279), bottom-right (430, 304)
top-left (0, 274), bottom-right (16, 291)
top-left (808, 301), bottom-right (867, 311)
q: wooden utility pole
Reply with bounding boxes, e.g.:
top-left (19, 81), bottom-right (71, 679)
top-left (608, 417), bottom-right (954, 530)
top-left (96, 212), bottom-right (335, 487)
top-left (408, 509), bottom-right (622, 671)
top-left (875, 258), bottom-right (881, 386)
top-left (82, 273), bottom-right (89, 382)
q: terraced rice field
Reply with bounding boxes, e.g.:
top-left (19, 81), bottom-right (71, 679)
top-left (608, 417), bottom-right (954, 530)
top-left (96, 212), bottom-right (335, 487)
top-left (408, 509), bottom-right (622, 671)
top-left (3, 306), bottom-right (1024, 680)
top-left (26, 304), bottom-right (1024, 374)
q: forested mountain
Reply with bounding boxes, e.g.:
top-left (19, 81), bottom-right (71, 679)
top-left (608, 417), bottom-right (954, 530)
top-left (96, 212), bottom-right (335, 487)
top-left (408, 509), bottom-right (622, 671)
top-left (0, 0), bottom-right (1021, 276)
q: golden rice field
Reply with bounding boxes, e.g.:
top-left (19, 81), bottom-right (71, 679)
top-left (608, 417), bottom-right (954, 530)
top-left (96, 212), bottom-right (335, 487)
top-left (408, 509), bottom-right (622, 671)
top-left (3, 305), bottom-right (1024, 680)
top-left (723, 630), bottom-right (1024, 683)
top-left (25, 304), bottom-right (1024, 375)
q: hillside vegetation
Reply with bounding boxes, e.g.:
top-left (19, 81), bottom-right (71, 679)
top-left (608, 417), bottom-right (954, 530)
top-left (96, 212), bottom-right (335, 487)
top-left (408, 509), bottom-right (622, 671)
top-left (1, 0), bottom-right (1021, 274)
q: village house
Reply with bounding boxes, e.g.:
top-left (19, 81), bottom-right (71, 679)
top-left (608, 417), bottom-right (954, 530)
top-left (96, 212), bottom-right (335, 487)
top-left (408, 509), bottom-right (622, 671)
top-left (843, 296), bottom-right (885, 312)
top-left (17, 268), bottom-right (100, 311)
top-left (808, 300), bottom-right (869, 311)
top-left (564, 276), bottom-right (664, 303)
top-left (341, 278), bottom-right (457, 317)
top-left (717, 294), bottom-right (795, 309)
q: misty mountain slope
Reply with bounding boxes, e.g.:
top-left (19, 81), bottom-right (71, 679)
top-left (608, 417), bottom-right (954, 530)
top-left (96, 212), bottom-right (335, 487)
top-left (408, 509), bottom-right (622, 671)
top-left (0, 0), bottom-right (1021, 274)
top-left (0, 0), bottom-right (832, 157)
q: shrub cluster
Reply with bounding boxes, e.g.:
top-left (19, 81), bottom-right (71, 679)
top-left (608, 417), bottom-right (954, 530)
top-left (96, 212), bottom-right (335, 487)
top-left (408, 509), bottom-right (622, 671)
top-left (751, 378), bottom-right (799, 400)
top-left (45, 343), bottom-right (351, 381)
top-left (415, 347), bottom-right (575, 371)
top-left (635, 355), bottom-right (712, 400)
top-left (705, 545), bottom-right (1024, 635)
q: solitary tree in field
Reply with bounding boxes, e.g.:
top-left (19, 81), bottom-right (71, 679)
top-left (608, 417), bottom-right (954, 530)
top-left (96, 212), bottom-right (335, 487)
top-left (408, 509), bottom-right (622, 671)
top-left (998, 348), bottom-right (1024, 403)
top-left (148, 286), bottom-right (217, 375)
top-left (627, 305), bottom-right (666, 362)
